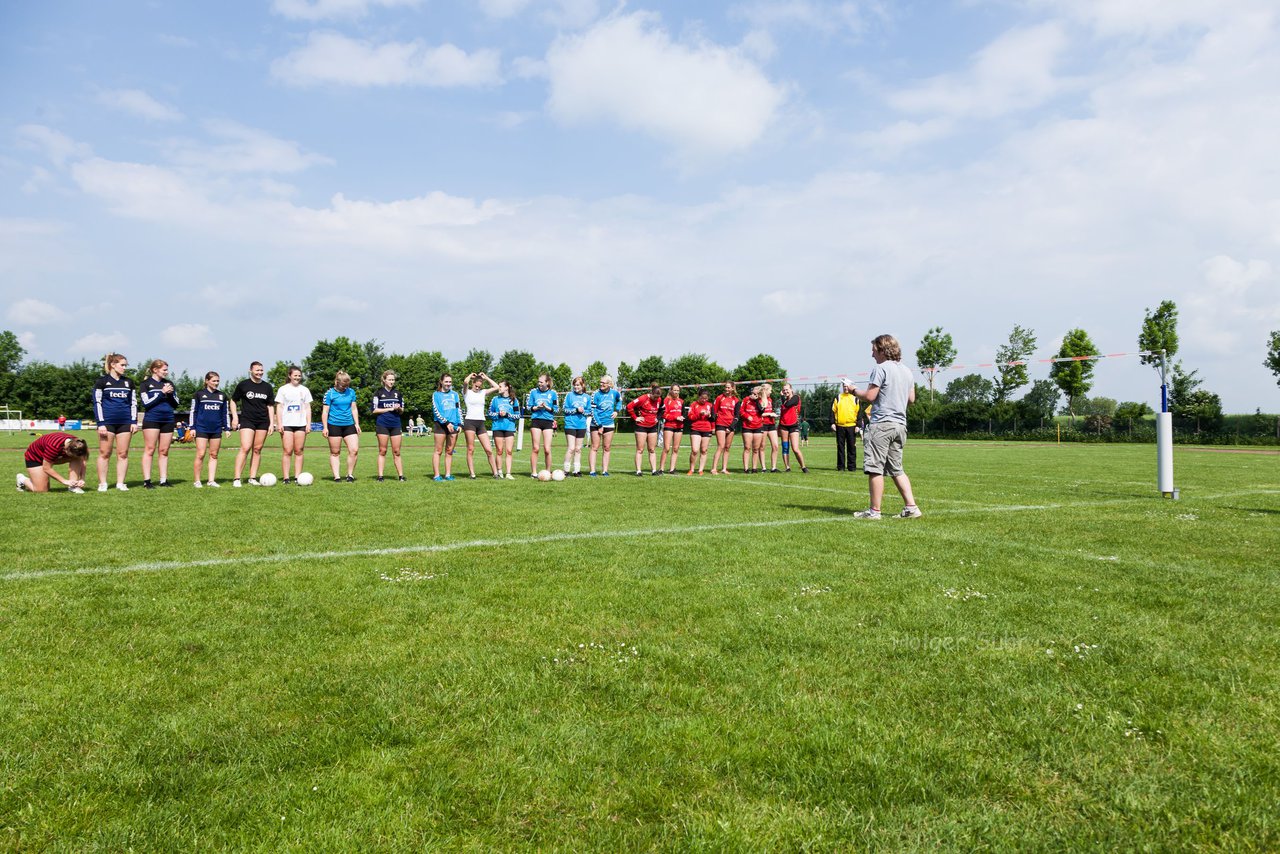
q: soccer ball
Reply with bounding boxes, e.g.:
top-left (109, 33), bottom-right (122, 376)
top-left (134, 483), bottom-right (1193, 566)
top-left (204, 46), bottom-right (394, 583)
top-left (259, 472), bottom-right (277, 487)
top-left (551, 470), bottom-right (566, 482)
top-left (537, 470), bottom-right (552, 482)
top-left (296, 472), bottom-right (315, 486)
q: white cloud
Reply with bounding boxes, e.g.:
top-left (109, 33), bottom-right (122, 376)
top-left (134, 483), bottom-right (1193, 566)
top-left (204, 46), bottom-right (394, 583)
top-left (70, 158), bottom-right (224, 224)
top-left (888, 22), bottom-right (1070, 119)
top-left (271, 0), bottom-right (421, 21)
top-left (317, 294), bottom-right (368, 313)
top-left (272, 32), bottom-right (502, 88)
top-left (16, 125), bottom-right (91, 166)
top-left (97, 89), bottom-right (184, 123)
top-left (160, 323), bottom-right (217, 349)
top-left (479, 0), bottom-right (531, 19)
top-left (20, 166), bottom-right (54, 195)
top-left (761, 288), bottom-right (828, 316)
top-left (163, 120), bottom-right (333, 174)
top-left (1028, 0), bottom-right (1255, 37)
top-left (7, 298), bottom-right (68, 325)
top-left (16, 331), bottom-right (38, 357)
top-left (198, 285), bottom-right (256, 310)
top-left (1185, 256), bottom-right (1279, 356)
top-left (732, 1), bottom-right (871, 37)
top-left (69, 332), bottom-right (129, 356)
top-left (545, 12), bottom-right (785, 155)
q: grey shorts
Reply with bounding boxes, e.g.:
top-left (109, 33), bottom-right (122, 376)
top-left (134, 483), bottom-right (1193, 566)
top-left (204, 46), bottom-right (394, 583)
top-left (862, 421), bottom-right (906, 477)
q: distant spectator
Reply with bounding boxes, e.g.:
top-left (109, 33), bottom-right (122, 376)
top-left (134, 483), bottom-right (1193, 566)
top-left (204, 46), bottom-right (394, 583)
top-left (831, 380), bottom-right (863, 472)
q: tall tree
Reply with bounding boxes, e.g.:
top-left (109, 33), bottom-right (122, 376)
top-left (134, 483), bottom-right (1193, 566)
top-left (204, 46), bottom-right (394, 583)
top-left (1049, 328), bottom-right (1099, 424)
top-left (1017, 379), bottom-right (1060, 422)
top-left (0, 330), bottom-right (26, 374)
top-left (667, 353), bottom-right (731, 389)
top-left (582, 360), bottom-right (609, 388)
top-left (1138, 300), bottom-right (1179, 369)
top-left (732, 354), bottom-right (785, 385)
top-left (493, 350), bottom-right (539, 399)
top-left (943, 373), bottom-right (995, 405)
top-left (993, 325), bottom-right (1037, 402)
top-left (915, 327), bottom-right (957, 401)
top-left (267, 360), bottom-right (296, 388)
top-left (386, 350), bottom-right (448, 416)
top-left (548, 362), bottom-right (573, 391)
top-left (628, 355), bottom-right (668, 393)
top-left (1266, 330), bottom-right (1280, 387)
top-left (615, 361), bottom-right (634, 393)
top-left (303, 337), bottom-right (370, 389)
top-left (450, 348), bottom-right (493, 382)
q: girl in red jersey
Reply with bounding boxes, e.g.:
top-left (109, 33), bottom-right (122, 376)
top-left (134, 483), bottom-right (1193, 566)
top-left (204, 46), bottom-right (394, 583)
top-left (711, 381), bottom-right (738, 475)
top-left (685, 388), bottom-right (714, 475)
top-left (738, 386), bottom-right (766, 473)
top-left (16, 434), bottom-right (89, 493)
top-left (760, 382), bottom-right (782, 473)
top-left (626, 383), bottom-right (663, 476)
top-left (779, 382), bottom-right (808, 473)
top-left (658, 384), bottom-right (685, 474)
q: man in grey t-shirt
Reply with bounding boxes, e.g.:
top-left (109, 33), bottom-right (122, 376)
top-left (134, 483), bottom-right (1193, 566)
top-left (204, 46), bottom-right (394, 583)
top-left (852, 334), bottom-right (922, 519)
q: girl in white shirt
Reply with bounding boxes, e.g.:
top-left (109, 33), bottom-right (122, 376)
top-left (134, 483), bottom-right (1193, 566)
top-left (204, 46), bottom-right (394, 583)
top-left (462, 371), bottom-right (501, 479)
top-left (275, 366), bottom-right (313, 483)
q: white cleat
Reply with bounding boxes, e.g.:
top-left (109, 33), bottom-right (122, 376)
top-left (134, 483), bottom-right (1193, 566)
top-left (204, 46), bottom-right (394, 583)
top-left (115, 483), bottom-right (129, 492)
top-left (232, 479), bottom-right (242, 488)
top-left (193, 480), bottom-right (203, 489)
top-left (69, 486), bottom-right (84, 494)
top-left (247, 478), bottom-right (260, 486)
top-left (206, 480), bottom-right (220, 488)
top-left (98, 483), bottom-right (109, 492)
top-left (16, 473), bottom-right (26, 492)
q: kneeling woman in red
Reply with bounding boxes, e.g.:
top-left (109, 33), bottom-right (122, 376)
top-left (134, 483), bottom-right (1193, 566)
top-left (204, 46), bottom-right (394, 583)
top-left (17, 433), bottom-right (89, 493)
top-left (626, 383), bottom-right (663, 475)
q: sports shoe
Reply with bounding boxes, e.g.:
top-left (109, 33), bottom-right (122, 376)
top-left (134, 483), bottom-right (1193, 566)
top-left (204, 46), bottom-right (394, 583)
top-left (506, 472), bottom-right (516, 480)
top-left (193, 481), bottom-right (203, 489)
top-left (116, 483), bottom-right (129, 491)
top-left (589, 471), bottom-right (598, 477)
top-left (158, 480), bottom-right (173, 487)
top-left (248, 478), bottom-right (260, 486)
top-left (206, 481), bottom-right (219, 488)
top-left (345, 475), bottom-right (356, 483)
top-left (898, 506), bottom-right (923, 519)
top-left (852, 508), bottom-right (881, 520)
top-left (801, 467), bottom-right (808, 474)
top-left (600, 472), bottom-right (610, 477)
top-left (398, 476), bottom-right (406, 482)
top-left (16, 473), bottom-right (26, 492)
top-left (433, 475), bottom-right (444, 482)
top-left (233, 479), bottom-right (242, 488)
top-left (376, 476), bottom-right (385, 482)
top-left (144, 481), bottom-right (156, 490)
top-left (69, 486), bottom-right (84, 494)
top-left (444, 475), bottom-right (454, 481)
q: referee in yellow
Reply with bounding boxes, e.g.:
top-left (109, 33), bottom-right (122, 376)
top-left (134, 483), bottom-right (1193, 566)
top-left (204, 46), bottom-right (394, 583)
top-left (831, 379), bottom-right (864, 471)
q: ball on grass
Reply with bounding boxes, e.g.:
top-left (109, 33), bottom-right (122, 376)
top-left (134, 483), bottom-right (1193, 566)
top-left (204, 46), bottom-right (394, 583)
top-left (551, 470), bottom-right (566, 482)
top-left (537, 470), bottom-right (552, 482)
top-left (296, 472), bottom-right (314, 486)
top-left (259, 472), bottom-right (277, 487)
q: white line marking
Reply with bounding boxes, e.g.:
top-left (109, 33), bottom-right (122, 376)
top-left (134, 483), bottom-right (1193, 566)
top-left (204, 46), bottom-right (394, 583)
top-left (4, 489), bottom-right (1276, 583)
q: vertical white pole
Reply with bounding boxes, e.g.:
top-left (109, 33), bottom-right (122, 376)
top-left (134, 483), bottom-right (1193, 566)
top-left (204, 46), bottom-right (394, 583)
top-left (1157, 349), bottom-right (1176, 498)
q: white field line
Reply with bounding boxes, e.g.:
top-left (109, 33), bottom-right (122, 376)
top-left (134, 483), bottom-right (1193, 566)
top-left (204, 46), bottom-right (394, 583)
top-left (4, 489), bottom-right (1276, 584)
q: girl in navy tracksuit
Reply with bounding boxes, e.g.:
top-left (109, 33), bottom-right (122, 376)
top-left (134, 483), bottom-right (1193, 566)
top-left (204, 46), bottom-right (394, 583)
top-left (92, 353), bottom-right (138, 492)
top-left (139, 358), bottom-right (179, 488)
top-left (190, 371), bottom-right (236, 487)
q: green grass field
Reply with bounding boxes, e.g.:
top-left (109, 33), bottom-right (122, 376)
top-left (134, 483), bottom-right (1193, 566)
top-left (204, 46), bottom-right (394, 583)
top-left (1, 430), bottom-right (1277, 851)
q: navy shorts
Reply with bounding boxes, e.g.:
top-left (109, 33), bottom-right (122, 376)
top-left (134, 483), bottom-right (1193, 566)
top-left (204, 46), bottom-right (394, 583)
top-left (142, 421), bottom-right (175, 434)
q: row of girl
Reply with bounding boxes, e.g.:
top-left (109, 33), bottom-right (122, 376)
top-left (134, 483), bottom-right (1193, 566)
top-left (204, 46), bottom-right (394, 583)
top-left (47, 354), bottom-right (808, 492)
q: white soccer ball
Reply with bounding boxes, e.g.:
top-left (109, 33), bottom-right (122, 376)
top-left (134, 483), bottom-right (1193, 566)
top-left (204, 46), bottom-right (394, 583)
top-left (551, 469), bottom-right (566, 482)
top-left (537, 470), bottom-right (552, 482)
top-left (296, 472), bottom-right (314, 486)
top-left (259, 472), bottom-right (277, 487)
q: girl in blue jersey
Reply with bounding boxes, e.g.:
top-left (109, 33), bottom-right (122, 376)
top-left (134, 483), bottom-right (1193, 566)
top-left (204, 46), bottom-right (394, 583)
top-left (526, 373), bottom-right (558, 478)
top-left (560, 376), bottom-right (591, 477)
top-left (92, 353), bottom-right (138, 492)
top-left (139, 358), bottom-right (179, 488)
top-left (432, 373), bottom-right (462, 481)
top-left (371, 369), bottom-right (406, 482)
top-left (190, 371), bottom-right (236, 488)
top-left (322, 370), bottom-right (361, 482)
top-left (588, 375), bottom-right (622, 476)
top-left (488, 380), bottom-right (521, 479)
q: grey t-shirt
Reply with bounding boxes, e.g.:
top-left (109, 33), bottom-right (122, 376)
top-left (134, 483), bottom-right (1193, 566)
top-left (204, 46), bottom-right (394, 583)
top-left (867, 361), bottom-right (913, 425)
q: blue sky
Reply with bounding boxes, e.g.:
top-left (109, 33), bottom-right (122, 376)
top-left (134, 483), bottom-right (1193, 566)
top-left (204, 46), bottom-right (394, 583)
top-left (2, 0), bottom-right (1278, 410)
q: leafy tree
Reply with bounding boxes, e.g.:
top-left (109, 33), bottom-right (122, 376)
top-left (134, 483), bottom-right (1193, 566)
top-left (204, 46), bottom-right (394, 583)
top-left (493, 350), bottom-right (539, 399)
top-left (993, 325), bottom-right (1037, 402)
top-left (1167, 362), bottom-right (1201, 412)
top-left (267, 360), bottom-right (296, 388)
top-left (938, 400), bottom-right (991, 431)
top-left (450, 348), bottom-right (493, 382)
top-left (628, 355), bottom-right (668, 395)
top-left (1115, 401), bottom-right (1153, 421)
top-left (906, 384), bottom-right (942, 430)
top-left (1138, 300), bottom-right (1179, 370)
top-left (582, 360), bottom-right (609, 388)
top-left (172, 371), bottom-right (202, 408)
top-left (802, 382), bottom-right (839, 428)
top-left (363, 340), bottom-right (388, 386)
top-left (915, 327), bottom-right (957, 401)
top-left (942, 373), bottom-right (994, 405)
top-left (1178, 389), bottom-right (1223, 433)
top-left (667, 353), bottom-right (731, 390)
top-left (303, 337), bottom-right (370, 389)
top-left (1017, 379), bottom-right (1060, 423)
top-left (1266, 330), bottom-right (1280, 387)
top-left (1080, 396), bottom-right (1117, 417)
top-left (1049, 328), bottom-right (1099, 424)
top-left (548, 362), bottom-right (573, 392)
top-left (732, 354), bottom-right (785, 385)
top-left (615, 361), bottom-right (634, 393)
top-left (10, 359), bottom-right (98, 419)
top-left (0, 330), bottom-right (27, 374)
top-left (386, 350), bottom-right (448, 416)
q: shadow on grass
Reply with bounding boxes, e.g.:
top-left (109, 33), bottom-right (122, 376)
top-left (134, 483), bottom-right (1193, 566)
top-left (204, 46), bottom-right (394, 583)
top-left (780, 503), bottom-right (851, 516)
top-left (1222, 505), bottom-right (1280, 515)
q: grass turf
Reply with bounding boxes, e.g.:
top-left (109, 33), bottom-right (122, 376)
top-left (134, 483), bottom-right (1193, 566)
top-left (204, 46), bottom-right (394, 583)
top-left (1, 431), bottom-right (1277, 850)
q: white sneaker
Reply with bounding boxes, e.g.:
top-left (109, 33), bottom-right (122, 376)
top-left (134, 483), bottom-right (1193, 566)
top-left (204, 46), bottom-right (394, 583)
top-left (16, 473), bottom-right (26, 492)
top-left (194, 480), bottom-right (203, 489)
top-left (98, 483), bottom-right (109, 492)
top-left (207, 480), bottom-right (220, 488)
top-left (233, 479), bottom-right (242, 488)
top-left (115, 483), bottom-right (129, 492)
top-left (898, 506), bottom-right (923, 518)
top-left (69, 486), bottom-right (84, 494)
top-left (248, 478), bottom-right (260, 486)
top-left (852, 508), bottom-right (882, 519)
